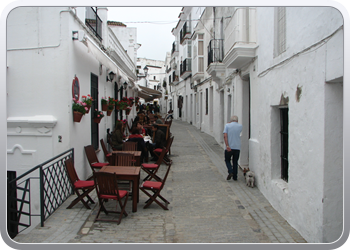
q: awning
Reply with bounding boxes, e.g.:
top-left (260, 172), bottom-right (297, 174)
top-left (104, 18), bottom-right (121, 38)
top-left (83, 36), bottom-right (131, 83)
top-left (137, 85), bottom-right (162, 102)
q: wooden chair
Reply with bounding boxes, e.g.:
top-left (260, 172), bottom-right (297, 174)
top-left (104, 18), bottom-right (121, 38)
top-left (153, 136), bottom-right (174, 165)
top-left (100, 139), bottom-right (113, 164)
top-left (93, 171), bottom-right (129, 224)
top-left (141, 147), bottom-right (168, 182)
top-left (114, 152), bottom-right (135, 166)
top-left (140, 163), bottom-right (172, 210)
top-left (64, 158), bottom-right (95, 209)
top-left (114, 152), bottom-right (135, 191)
top-left (122, 141), bottom-right (138, 151)
top-left (84, 145), bottom-right (110, 172)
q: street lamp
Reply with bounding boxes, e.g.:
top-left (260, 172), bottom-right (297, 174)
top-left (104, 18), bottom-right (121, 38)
top-left (117, 81), bottom-right (128, 92)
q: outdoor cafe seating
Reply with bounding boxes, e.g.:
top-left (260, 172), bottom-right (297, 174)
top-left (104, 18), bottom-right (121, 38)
top-left (93, 171), bottom-right (129, 224)
top-left (84, 145), bottom-right (110, 172)
top-left (64, 158), bottom-right (95, 209)
top-left (140, 163), bottom-right (172, 210)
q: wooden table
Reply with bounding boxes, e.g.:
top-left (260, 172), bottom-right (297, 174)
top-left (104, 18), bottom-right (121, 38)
top-left (99, 166), bottom-right (141, 212)
top-left (112, 151), bottom-right (142, 166)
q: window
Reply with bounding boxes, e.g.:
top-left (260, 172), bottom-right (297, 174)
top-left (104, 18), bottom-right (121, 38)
top-left (85, 7), bottom-right (102, 41)
top-left (274, 7), bottom-right (286, 57)
top-left (280, 108), bottom-right (289, 181)
top-left (91, 73), bottom-right (99, 150)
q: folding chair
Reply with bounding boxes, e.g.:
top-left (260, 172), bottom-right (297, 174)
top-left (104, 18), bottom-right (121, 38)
top-left (114, 152), bottom-right (135, 191)
top-left (141, 147), bottom-right (168, 182)
top-left (100, 139), bottom-right (113, 164)
top-left (84, 145), bottom-right (110, 172)
top-left (153, 136), bottom-right (174, 165)
top-left (64, 158), bottom-right (95, 209)
top-left (122, 141), bottom-right (138, 151)
top-left (140, 163), bottom-right (172, 210)
top-left (114, 152), bottom-right (135, 166)
top-left (93, 171), bottom-right (129, 224)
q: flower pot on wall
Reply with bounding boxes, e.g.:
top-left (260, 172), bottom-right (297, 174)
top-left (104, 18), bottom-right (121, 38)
top-left (85, 105), bottom-right (91, 114)
top-left (107, 109), bottom-right (113, 116)
top-left (125, 109), bottom-right (131, 115)
top-left (102, 104), bottom-right (108, 111)
top-left (94, 117), bottom-right (102, 123)
top-left (73, 111), bottom-right (84, 123)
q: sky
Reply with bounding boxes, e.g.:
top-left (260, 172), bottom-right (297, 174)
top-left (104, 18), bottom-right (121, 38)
top-left (107, 7), bottom-right (183, 61)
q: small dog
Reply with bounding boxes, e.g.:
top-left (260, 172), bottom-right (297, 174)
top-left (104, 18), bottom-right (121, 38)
top-left (243, 168), bottom-right (255, 188)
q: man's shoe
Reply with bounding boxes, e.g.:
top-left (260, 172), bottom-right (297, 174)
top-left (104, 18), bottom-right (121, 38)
top-left (226, 173), bottom-right (233, 180)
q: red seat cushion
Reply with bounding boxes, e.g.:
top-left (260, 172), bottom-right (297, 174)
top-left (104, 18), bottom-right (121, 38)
top-left (142, 181), bottom-right (162, 190)
top-left (153, 148), bottom-right (168, 154)
top-left (141, 163), bottom-right (158, 169)
top-left (74, 180), bottom-right (94, 189)
top-left (92, 162), bottom-right (109, 168)
top-left (100, 190), bottom-right (128, 200)
top-left (106, 153), bottom-right (112, 157)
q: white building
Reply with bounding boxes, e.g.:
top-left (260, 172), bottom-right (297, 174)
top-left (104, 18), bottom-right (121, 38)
top-left (167, 6), bottom-right (343, 243)
top-left (6, 7), bottom-right (138, 230)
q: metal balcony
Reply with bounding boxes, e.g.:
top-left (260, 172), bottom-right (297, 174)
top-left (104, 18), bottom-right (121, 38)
top-left (180, 58), bottom-right (192, 79)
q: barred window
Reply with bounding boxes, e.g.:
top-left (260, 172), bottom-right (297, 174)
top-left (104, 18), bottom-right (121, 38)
top-left (274, 7), bottom-right (286, 57)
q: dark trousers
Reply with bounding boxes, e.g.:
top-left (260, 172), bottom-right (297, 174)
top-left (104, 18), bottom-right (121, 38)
top-left (225, 149), bottom-right (240, 179)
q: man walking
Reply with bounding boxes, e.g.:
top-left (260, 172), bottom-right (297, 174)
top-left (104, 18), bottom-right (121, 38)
top-left (223, 115), bottom-right (242, 181)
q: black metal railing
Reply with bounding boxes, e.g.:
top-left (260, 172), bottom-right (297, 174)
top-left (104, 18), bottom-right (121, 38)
top-left (180, 22), bottom-right (190, 43)
top-left (208, 39), bottom-right (224, 65)
top-left (7, 148), bottom-right (74, 238)
top-left (171, 41), bottom-right (178, 54)
top-left (85, 7), bottom-right (103, 41)
top-left (172, 71), bottom-right (179, 83)
top-left (180, 58), bottom-right (192, 76)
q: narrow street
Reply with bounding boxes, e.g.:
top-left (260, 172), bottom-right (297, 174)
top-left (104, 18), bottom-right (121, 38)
top-left (13, 119), bottom-right (306, 244)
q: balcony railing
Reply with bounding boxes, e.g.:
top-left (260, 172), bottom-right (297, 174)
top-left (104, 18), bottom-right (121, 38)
top-left (208, 39), bottom-right (224, 65)
top-left (85, 7), bottom-right (103, 41)
top-left (180, 21), bottom-right (191, 44)
top-left (171, 41), bottom-right (178, 55)
top-left (172, 71), bottom-right (179, 83)
top-left (7, 148), bottom-right (74, 238)
top-left (180, 58), bottom-right (192, 76)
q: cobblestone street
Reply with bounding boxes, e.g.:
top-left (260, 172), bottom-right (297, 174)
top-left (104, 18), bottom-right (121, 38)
top-left (12, 119), bottom-right (306, 245)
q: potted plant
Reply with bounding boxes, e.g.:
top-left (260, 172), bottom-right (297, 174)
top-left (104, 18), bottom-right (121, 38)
top-left (82, 94), bottom-right (93, 113)
top-left (93, 109), bottom-right (104, 123)
top-left (107, 97), bottom-right (115, 116)
top-left (128, 97), bottom-right (134, 107)
top-left (72, 99), bottom-right (88, 122)
top-left (125, 107), bottom-right (132, 115)
top-left (101, 97), bottom-right (108, 111)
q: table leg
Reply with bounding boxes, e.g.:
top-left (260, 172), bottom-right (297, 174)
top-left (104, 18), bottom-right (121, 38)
top-left (132, 175), bottom-right (140, 212)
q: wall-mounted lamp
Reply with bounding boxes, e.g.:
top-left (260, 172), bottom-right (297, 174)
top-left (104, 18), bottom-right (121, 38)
top-left (143, 66), bottom-right (149, 76)
top-left (117, 82), bottom-right (128, 92)
top-left (106, 71), bottom-right (116, 82)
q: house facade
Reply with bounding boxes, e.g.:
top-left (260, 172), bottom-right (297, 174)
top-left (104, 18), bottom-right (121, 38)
top-left (6, 6), bottom-right (138, 228)
top-left (166, 6), bottom-right (343, 243)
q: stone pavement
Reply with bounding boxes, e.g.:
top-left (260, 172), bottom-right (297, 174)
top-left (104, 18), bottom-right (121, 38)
top-left (12, 119), bottom-right (306, 244)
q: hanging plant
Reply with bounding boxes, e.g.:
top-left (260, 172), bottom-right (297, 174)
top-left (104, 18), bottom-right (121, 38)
top-left (72, 99), bottom-right (88, 122)
top-left (81, 94), bottom-right (93, 113)
top-left (101, 97), bottom-right (108, 111)
top-left (93, 109), bottom-right (104, 123)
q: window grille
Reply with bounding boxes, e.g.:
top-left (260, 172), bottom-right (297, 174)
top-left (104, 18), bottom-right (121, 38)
top-left (280, 108), bottom-right (289, 181)
top-left (91, 74), bottom-right (99, 150)
top-left (274, 7), bottom-right (286, 56)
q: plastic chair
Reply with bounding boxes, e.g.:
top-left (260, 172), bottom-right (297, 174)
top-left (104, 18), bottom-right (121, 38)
top-left (64, 158), bottom-right (95, 209)
top-left (93, 171), bottom-right (129, 224)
